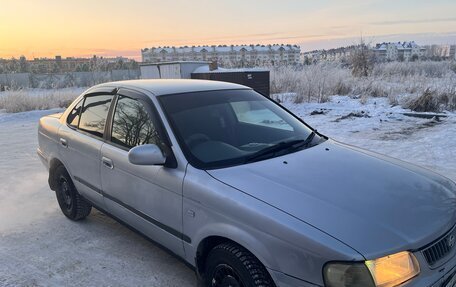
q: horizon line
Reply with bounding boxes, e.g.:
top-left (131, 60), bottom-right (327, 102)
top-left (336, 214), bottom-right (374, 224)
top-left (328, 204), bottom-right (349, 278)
top-left (2, 38), bottom-right (456, 61)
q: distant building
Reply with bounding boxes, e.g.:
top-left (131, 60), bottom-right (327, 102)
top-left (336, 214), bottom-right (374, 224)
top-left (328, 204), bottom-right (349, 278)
top-left (422, 44), bottom-right (453, 59)
top-left (141, 44), bottom-right (301, 67)
top-left (301, 46), bottom-right (357, 63)
top-left (373, 41), bottom-right (425, 61)
top-left (28, 56), bottom-right (94, 73)
top-left (0, 55), bottom-right (137, 74)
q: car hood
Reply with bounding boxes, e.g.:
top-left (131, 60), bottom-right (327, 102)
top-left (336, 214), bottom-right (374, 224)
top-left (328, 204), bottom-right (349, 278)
top-left (207, 140), bottom-right (456, 259)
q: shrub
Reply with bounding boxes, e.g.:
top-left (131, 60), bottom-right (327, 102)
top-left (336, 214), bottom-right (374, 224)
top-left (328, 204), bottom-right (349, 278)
top-left (332, 79), bottom-right (352, 96)
top-left (406, 89), bottom-right (440, 112)
top-left (437, 86), bottom-right (456, 111)
top-left (350, 44), bottom-right (374, 77)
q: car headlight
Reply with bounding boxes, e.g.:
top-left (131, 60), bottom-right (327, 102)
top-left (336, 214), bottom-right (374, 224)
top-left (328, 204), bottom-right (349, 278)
top-left (365, 251), bottom-right (420, 287)
top-left (324, 251), bottom-right (420, 287)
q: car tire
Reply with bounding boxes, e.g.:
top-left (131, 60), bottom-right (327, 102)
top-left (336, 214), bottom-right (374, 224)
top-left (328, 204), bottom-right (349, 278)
top-left (55, 165), bottom-right (92, 221)
top-left (204, 242), bottom-right (275, 287)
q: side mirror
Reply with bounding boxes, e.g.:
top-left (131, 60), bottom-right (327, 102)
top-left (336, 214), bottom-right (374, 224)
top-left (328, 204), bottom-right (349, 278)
top-left (128, 144), bottom-right (166, 166)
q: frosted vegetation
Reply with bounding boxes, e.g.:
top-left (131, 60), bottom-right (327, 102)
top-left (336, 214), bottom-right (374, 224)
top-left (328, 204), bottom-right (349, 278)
top-left (271, 61), bottom-right (456, 112)
top-left (0, 88), bottom-right (85, 113)
top-left (0, 61), bottom-right (455, 113)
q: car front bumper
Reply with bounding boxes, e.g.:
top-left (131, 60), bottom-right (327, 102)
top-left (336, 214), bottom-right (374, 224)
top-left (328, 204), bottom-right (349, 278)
top-left (404, 250), bottom-right (456, 287)
top-left (432, 267), bottom-right (456, 287)
top-left (267, 268), bottom-right (322, 287)
top-left (269, 251), bottom-right (456, 287)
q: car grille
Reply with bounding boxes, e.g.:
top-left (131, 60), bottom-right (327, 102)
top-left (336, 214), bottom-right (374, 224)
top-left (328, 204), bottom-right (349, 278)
top-left (422, 226), bottom-right (456, 267)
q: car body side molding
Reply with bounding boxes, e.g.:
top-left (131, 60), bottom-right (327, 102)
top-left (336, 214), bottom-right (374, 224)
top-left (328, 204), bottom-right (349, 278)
top-left (75, 176), bottom-right (191, 243)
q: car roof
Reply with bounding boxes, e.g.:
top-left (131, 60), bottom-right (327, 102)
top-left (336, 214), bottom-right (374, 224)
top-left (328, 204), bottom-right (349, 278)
top-left (92, 79), bottom-right (251, 96)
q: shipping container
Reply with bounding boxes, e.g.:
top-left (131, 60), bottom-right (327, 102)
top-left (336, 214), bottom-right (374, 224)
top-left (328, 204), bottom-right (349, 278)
top-left (191, 69), bottom-right (270, 97)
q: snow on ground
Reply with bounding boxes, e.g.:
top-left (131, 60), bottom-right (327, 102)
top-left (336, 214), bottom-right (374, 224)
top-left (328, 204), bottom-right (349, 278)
top-left (281, 95), bottom-right (456, 182)
top-left (0, 110), bottom-right (196, 287)
top-left (0, 95), bottom-right (455, 286)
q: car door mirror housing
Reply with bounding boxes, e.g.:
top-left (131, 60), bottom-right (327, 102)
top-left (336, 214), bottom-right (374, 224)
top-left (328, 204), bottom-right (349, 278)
top-left (128, 144), bottom-right (166, 166)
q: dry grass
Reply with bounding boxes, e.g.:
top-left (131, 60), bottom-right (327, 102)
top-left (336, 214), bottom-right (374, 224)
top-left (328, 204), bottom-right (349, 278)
top-left (371, 61), bottom-right (452, 78)
top-left (406, 89), bottom-right (441, 112)
top-left (405, 86), bottom-right (456, 112)
top-left (271, 61), bottom-right (456, 111)
top-left (0, 89), bottom-right (82, 113)
top-left (271, 63), bottom-right (353, 103)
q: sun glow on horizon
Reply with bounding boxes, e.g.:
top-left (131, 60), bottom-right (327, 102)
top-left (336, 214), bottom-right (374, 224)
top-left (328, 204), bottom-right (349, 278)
top-left (1, 0), bottom-right (456, 60)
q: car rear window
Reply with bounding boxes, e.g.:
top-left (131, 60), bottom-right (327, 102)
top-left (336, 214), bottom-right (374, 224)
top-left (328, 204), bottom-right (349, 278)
top-left (67, 99), bottom-right (83, 128)
top-left (79, 95), bottom-right (113, 138)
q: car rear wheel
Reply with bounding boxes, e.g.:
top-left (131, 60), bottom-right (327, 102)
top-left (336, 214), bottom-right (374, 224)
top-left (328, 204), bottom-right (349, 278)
top-left (204, 242), bottom-right (275, 287)
top-left (55, 165), bottom-right (92, 220)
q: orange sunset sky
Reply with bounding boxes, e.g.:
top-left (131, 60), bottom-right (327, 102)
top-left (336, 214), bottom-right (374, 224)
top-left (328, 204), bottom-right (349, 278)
top-left (1, 0), bottom-right (456, 61)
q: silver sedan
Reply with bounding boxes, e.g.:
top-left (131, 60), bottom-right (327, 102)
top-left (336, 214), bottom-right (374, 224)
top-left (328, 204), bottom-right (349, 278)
top-left (38, 79), bottom-right (456, 287)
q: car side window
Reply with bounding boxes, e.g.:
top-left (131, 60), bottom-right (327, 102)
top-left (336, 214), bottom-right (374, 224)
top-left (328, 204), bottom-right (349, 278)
top-left (79, 95), bottom-right (113, 138)
top-left (66, 99), bottom-right (83, 128)
top-left (111, 96), bottom-right (161, 149)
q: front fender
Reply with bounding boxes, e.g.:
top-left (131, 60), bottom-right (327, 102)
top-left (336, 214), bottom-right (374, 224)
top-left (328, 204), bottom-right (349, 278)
top-left (188, 221), bottom-right (278, 270)
top-left (182, 165), bottom-right (362, 285)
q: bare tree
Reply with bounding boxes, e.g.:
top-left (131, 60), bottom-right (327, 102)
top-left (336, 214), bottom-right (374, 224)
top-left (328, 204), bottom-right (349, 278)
top-left (350, 37), bottom-right (373, 77)
top-left (112, 99), bottom-right (160, 148)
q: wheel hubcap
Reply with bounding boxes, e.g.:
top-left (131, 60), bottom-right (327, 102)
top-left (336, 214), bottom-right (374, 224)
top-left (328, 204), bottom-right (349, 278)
top-left (211, 264), bottom-right (244, 287)
top-left (59, 177), bottom-right (72, 209)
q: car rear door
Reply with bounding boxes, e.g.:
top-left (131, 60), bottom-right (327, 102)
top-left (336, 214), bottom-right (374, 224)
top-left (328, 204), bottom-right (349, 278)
top-left (100, 88), bottom-right (186, 257)
top-left (58, 88), bottom-right (115, 207)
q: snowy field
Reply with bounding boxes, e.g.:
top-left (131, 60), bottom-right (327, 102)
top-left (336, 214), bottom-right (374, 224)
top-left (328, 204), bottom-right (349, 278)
top-left (0, 94), bottom-right (455, 286)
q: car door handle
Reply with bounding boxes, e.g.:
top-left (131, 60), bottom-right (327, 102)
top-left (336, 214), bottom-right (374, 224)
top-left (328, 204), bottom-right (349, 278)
top-left (60, 138), bottom-right (68, 148)
top-left (102, 157), bottom-right (114, 169)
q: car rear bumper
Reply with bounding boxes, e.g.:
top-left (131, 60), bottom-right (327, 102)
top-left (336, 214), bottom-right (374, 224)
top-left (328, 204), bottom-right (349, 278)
top-left (37, 148), bottom-right (49, 169)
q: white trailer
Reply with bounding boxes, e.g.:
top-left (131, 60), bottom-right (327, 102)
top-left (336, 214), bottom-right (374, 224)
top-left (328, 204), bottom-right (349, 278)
top-left (140, 61), bottom-right (210, 79)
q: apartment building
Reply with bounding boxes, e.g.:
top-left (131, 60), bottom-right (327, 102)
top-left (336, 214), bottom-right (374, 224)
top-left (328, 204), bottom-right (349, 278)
top-left (141, 44), bottom-right (301, 67)
top-left (373, 41), bottom-right (425, 61)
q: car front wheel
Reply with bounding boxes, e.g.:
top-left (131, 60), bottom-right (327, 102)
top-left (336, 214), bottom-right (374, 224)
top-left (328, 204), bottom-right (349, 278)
top-left (204, 242), bottom-right (275, 287)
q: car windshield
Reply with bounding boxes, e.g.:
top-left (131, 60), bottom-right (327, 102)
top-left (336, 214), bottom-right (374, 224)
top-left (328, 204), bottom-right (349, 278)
top-left (159, 89), bottom-right (321, 169)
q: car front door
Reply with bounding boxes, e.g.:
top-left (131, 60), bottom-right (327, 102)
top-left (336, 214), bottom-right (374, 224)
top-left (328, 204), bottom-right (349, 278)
top-left (58, 90), bottom-right (115, 207)
top-left (100, 88), bottom-right (185, 257)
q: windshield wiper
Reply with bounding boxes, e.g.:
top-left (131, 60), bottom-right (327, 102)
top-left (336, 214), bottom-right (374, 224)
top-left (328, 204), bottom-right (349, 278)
top-left (244, 131), bottom-right (316, 163)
